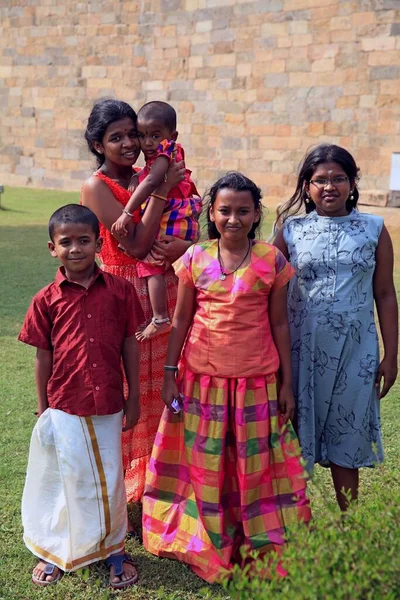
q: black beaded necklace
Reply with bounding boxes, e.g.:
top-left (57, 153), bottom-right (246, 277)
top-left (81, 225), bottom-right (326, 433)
top-left (217, 239), bottom-right (251, 281)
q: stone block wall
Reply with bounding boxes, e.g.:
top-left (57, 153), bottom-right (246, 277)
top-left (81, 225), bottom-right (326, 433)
top-left (0, 0), bottom-right (399, 204)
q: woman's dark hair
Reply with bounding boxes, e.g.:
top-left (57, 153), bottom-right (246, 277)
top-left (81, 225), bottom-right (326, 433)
top-left (205, 172), bottom-right (263, 240)
top-left (84, 98), bottom-right (137, 167)
top-left (276, 144), bottom-right (360, 226)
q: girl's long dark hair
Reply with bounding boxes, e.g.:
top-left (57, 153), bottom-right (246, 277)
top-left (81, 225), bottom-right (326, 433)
top-left (84, 98), bottom-right (137, 167)
top-left (205, 171), bottom-right (263, 239)
top-left (276, 144), bottom-right (360, 228)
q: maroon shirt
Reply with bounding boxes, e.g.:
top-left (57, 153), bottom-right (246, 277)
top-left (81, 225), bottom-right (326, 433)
top-left (19, 265), bottom-right (141, 416)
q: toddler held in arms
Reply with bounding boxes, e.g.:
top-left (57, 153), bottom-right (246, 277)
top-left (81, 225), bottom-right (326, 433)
top-left (111, 101), bottom-right (201, 341)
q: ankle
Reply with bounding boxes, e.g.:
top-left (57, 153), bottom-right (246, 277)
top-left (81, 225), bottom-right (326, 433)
top-left (151, 316), bottom-right (171, 326)
top-left (153, 312), bottom-right (168, 320)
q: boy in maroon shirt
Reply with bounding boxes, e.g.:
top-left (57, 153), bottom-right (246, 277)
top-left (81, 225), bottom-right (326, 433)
top-left (19, 204), bottom-right (140, 589)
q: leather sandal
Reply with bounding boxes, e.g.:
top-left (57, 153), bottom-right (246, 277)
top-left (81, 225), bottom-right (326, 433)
top-left (106, 552), bottom-right (138, 589)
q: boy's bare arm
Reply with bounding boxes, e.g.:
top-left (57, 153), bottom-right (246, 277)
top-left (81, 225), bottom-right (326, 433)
top-left (35, 348), bottom-right (53, 416)
top-left (121, 336), bottom-right (140, 431)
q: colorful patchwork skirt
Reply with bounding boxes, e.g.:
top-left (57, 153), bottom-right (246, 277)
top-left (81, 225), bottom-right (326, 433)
top-left (142, 369), bottom-right (311, 583)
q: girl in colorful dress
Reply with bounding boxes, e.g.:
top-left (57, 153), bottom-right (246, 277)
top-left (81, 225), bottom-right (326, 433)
top-left (111, 101), bottom-right (201, 341)
top-left (142, 172), bottom-right (311, 583)
top-left (274, 144), bottom-right (398, 511)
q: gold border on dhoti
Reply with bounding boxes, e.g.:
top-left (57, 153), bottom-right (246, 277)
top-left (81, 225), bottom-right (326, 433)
top-left (24, 414), bottom-right (119, 571)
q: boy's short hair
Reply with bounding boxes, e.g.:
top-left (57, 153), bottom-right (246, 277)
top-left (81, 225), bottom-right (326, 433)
top-left (49, 204), bottom-right (100, 241)
top-left (137, 101), bottom-right (177, 132)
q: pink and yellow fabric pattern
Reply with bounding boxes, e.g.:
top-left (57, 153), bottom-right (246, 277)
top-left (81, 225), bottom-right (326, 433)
top-left (142, 240), bottom-right (311, 583)
top-left (136, 139), bottom-right (202, 278)
top-left (138, 139), bottom-right (201, 242)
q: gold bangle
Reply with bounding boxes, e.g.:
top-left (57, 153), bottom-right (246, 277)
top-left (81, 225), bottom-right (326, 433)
top-left (150, 193), bottom-right (168, 202)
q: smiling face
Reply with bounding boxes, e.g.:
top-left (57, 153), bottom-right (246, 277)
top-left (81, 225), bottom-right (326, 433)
top-left (137, 117), bottom-right (177, 160)
top-left (48, 223), bottom-right (102, 279)
top-left (209, 188), bottom-right (260, 242)
top-left (305, 161), bottom-right (354, 217)
top-left (93, 117), bottom-right (140, 168)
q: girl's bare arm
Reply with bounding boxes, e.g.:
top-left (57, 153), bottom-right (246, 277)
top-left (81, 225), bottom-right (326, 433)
top-left (162, 281), bottom-right (196, 407)
top-left (373, 225), bottom-right (398, 398)
top-left (273, 227), bottom-right (290, 260)
top-left (269, 284), bottom-right (295, 422)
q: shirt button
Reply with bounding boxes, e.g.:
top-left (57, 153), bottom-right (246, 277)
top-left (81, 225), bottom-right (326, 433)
top-left (89, 338), bottom-right (94, 343)
top-left (95, 386), bottom-right (100, 391)
top-left (87, 314), bottom-right (92, 318)
top-left (92, 363), bottom-right (97, 368)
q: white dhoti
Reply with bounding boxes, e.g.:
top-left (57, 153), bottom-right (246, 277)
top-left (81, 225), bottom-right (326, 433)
top-left (22, 408), bottom-right (126, 572)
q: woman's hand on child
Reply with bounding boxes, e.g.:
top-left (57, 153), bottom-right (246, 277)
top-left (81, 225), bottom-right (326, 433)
top-left (123, 396), bottom-right (140, 431)
top-left (375, 356), bottom-right (398, 399)
top-left (151, 236), bottom-right (192, 265)
top-left (111, 213), bottom-right (130, 237)
top-left (278, 385), bottom-right (295, 423)
top-left (164, 159), bottom-right (185, 190)
top-left (162, 375), bottom-right (180, 409)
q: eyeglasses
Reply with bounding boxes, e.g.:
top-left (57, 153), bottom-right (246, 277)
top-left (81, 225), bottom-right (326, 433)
top-left (310, 176), bottom-right (349, 188)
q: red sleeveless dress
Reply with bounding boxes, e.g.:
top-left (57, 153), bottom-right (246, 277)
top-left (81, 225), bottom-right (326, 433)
top-left (94, 171), bottom-right (179, 502)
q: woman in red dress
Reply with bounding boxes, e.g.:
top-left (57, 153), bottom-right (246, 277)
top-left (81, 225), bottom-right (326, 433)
top-left (81, 99), bottom-right (191, 510)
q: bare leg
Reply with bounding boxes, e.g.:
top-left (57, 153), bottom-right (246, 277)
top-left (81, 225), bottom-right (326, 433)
top-left (330, 463), bottom-right (359, 511)
top-left (136, 274), bottom-right (170, 341)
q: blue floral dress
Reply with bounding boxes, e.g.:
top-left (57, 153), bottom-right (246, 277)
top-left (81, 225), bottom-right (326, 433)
top-left (283, 209), bottom-right (384, 472)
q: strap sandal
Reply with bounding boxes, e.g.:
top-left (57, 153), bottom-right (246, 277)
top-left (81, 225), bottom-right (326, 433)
top-left (32, 561), bottom-right (63, 586)
top-left (106, 552), bottom-right (138, 589)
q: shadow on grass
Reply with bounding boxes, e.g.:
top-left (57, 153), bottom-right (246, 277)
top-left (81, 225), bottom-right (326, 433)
top-left (82, 550), bottom-right (216, 596)
top-left (0, 206), bottom-right (27, 213)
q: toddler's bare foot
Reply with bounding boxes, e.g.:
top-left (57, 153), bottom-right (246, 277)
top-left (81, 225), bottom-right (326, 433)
top-left (135, 317), bottom-right (171, 342)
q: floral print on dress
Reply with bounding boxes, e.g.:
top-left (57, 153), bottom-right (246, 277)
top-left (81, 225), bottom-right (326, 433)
top-left (283, 210), bottom-right (384, 471)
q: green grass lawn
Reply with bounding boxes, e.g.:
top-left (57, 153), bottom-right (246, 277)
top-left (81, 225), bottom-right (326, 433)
top-left (0, 187), bottom-right (399, 599)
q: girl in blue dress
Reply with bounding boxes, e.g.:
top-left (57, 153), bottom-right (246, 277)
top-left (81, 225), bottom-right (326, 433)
top-left (274, 144), bottom-right (398, 511)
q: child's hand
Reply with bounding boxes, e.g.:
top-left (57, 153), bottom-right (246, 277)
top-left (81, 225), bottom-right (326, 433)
top-left (128, 172), bottom-right (140, 194)
top-left (161, 374), bottom-right (180, 409)
top-left (278, 384), bottom-right (295, 423)
top-left (123, 396), bottom-right (140, 431)
top-left (111, 213), bottom-right (130, 237)
top-left (375, 356), bottom-right (398, 398)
